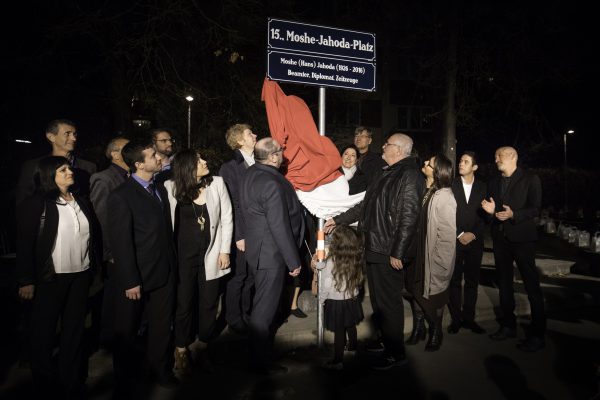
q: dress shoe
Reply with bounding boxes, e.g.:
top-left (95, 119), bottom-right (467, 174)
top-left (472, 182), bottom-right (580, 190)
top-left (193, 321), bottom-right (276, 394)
top-left (517, 336), bottom-right (545, 352)
top-left (489, 326), bottom-right (517, 341)
top-left (463, 321), bottom-right (486, 334)
top-left (370, 355), bottom-right (408, 371)
top-left (290, 308), bottom-right (308, 318)
top-left (447, 320), bottom-right (461, 334)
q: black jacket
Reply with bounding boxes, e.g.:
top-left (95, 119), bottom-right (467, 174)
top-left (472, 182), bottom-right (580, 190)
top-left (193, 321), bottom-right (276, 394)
top-left (357, 150), bottom-right (386, 184)
top-left (335, 156), bottom-right (425, 261)
top-left (487, 167), bottom-right (542, 243)
top-left (16, 193), bottom-right (101, 286)
top-left (452, 177), bottom-right (487, 248)
top-left (219, 150), bottom-right (250, 242)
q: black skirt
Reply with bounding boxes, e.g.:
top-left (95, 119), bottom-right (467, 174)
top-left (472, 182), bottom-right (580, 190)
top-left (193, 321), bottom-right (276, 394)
top-left (324, 297), bottom-right (364, 331)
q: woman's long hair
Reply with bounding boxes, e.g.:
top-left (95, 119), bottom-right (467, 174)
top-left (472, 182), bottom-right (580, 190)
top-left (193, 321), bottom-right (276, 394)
top-left (34, 156), bottom-right (70, 200)
top-left (432, 153), bottom-right (453, 190)
top-left (172, 149), bottom-right (213, 203)
top-left (328, 225), bottom-right (364, 297)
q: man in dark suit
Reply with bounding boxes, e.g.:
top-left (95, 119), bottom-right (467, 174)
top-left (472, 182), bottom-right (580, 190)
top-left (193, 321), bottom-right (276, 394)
top-left (448, 151), bottom-right (487, 335)
top-left (107, 140), bottom-right (178, 389)
top-left (90, 137), bottom-right (129, 348)
top-left (240, 137), bottom-right (304, 374)
top-left (16, 119), bottom-right (97, 205)
top-left (353, 126), bottom-right (386, 183)
top-left (219, 123), bottom-right (257, 333)
top-left (482, 146), bottom-right (545, 352)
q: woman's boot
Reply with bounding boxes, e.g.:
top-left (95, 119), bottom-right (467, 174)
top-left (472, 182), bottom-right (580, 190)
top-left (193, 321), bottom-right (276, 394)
top-left (405, 309), bottom-right (426, 345)
top-left (425, 309), bottom-right (444, 352)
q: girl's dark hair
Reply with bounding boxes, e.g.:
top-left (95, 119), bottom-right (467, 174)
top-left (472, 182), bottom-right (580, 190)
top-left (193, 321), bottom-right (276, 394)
top-left (433, 153), bottom-right (453, 189)
top-left (340, 144), bottom-right (360, 157)
top-left (172, 148), bottom-right (213, 203)
top-left (34, 156), bottom-right (70, 200)
top-left (328, 225), bottom-right (364, 296)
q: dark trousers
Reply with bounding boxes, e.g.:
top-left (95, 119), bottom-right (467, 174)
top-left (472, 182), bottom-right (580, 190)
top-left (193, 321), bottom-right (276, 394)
top-left (248, 265), bottom-right (285, 369)
top-left (493, 236), bottom-right (546, 337)
top-left (448, 243), bottom-right (483, 323)
top-left (30, 269), bottom-right (92, 397)
top-left (174, 264), bottom-right (221, 347)
top-left (333, 326), bottom-right (357, 363)
top-left (113, 271), bottom-right (175, 382)
top-left (225, 248), bottom-right (254, 329)
top-left (366, 261), bottom-right (406, 360)
top-left (100, 261), bottom-right (116, 348)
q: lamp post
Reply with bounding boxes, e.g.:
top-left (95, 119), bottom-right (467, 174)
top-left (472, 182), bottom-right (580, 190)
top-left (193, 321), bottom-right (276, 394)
top-left (185, 95), bottom-right (194, 148)
top-left (564, 129), bottom-right (575, 211)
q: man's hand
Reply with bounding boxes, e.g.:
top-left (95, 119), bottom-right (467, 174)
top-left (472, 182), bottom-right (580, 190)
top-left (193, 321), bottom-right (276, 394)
top-left (236, 239), bottom-right (245, 252)
top-left (458, 232), bottom-right (476, 245)
top-left (495, 204), bottom-right (514, 221)
top-left (289, 266), bottom-right (301, 277)
top-left (218, 253), bottom-right (231, 269)
top-left (390, 256), bottom-right (404, 270)
top-left (18, 284), bottom-right (35, 300)
top-left (324, 218), bottom-right (336, 234)
top-left (481, 197), bottom-right (496, 215)
top-left (125, 285), bottom-right (142, 300)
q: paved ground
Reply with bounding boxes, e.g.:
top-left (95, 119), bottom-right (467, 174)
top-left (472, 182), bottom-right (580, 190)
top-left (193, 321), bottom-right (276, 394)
top-left (1, 233), bottom-right (600, 399)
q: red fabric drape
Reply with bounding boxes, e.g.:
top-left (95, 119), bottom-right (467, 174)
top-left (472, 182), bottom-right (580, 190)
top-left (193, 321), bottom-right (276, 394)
top-left (261, 78), bottom-right (342, 192)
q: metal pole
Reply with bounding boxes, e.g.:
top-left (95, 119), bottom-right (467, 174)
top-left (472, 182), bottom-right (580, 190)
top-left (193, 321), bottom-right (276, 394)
top-left (317, 87), bottom-right (326, 348)
top-left (564, 133), bottom-right (567, 212)
top-left (187, 103), bottom-right (192, 149)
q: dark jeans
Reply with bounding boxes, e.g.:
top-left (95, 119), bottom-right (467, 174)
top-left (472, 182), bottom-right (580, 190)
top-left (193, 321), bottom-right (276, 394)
top-left (493, 236), bottom-right (546, 337)
top-left (448, 243), bottom-right (483, 323)
top-left (366, 261), bottom-right (406, 360)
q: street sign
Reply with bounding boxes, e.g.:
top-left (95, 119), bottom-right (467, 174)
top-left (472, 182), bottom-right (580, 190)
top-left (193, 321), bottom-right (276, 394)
top-left (267, 18), bottom-right (376, 92)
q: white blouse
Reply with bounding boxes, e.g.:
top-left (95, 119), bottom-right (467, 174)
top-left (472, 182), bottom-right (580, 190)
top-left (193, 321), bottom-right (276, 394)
top-left (52, 197), bottom-right (91, 274)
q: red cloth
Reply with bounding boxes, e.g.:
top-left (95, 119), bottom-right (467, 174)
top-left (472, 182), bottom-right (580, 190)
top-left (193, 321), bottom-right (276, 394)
top-left (261, 78), bottom-right (342, 192)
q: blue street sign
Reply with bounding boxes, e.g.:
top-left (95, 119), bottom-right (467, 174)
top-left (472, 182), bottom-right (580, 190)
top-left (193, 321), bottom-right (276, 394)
top-left (267, 50), bottom-right (376, 92)
top-left (268, 18), bottom-right (376, 62)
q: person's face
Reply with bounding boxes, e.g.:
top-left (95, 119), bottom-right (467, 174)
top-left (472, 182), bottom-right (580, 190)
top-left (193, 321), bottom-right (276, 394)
top-left (139, 147), bottom-right (162, 174)
top-left (341, 148), bottom-right (358, 169)
top-left (381, 139), bottom-right (401, 165)
top-left (154, 131), bottom-right (174, 157)
top-left (495, 148), bottom-right (515, 173)
top-left (47, 123), bottom-right (77, 153)
top-left (353, 130), bottom-right (372, 152)
top-left (111, 138), bottom-right (129, 163)
top-left (196, 154), bottom-right (210, 180)
top-left (55, 163), bottom-right (74, 190)
top-left (458, 154), bottom-right (477, 177)
top-left (422, 157), bottom-right (435, 179)
top-left (238, 128), bottom-right (257, 151)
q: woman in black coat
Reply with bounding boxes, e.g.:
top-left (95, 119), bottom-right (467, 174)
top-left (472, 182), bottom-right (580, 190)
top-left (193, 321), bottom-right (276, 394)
top-left (17, 156), bottom-right (101, 397)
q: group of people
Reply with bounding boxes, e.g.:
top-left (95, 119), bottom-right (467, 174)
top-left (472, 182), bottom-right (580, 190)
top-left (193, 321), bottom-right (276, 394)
top-left (15, 119), bottom-right (546, 396)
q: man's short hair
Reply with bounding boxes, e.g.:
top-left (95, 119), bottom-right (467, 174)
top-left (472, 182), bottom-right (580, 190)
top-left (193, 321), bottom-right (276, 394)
top-left (46, 119), bottom-right (76, 135)
top-left (462, 151), bottom-right (478, 167)
top-left (225, 123), bottom-right (252, 150)
top-left (150, 128), bottom-right (173, 142)
top-left (354, 126), bottom-right (372, 137)
top-left (105, 137), bottom-right (127, 159)
top-left (122, 140), bottom-right (154, 172)
top-left (254, 138), bottom-right (278, 162)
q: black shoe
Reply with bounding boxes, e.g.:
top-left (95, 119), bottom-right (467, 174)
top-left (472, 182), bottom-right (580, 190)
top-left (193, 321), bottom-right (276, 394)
top-left (447, 320), bottom-right (461, 334)
top-left (156, 373), bottom-right (180, 389)
top-left (371, 355), bottom-right (407, 371)
top-left (365, 340), bottom-right (385, 353)
top-left (517, 336), bottom-right (545, 352)
top-left (290, 308), bottom-right (308, 318)
top-left (425, 320), bottom-right (444, 352)
top-left (406, 311), bottom-right (427, 345)
top-left (463, 321), bottom-right (486, 334)
top-left (489, 326), bottom-right (517, 341)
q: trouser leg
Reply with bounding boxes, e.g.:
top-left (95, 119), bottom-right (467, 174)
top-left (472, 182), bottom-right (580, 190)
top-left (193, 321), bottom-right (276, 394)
top-left (493, 236), bottom-right (517, 329)
top-left (512, 241), bottom-right (546, 337)
top-left (462, 245), bottom-right (483, 323)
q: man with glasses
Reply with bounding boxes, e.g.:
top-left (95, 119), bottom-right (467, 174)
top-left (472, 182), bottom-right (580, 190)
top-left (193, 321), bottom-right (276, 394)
top-left (151, 128), bottom-right (176, 185)
top-left (353, 126), bottom-right (386, 184)
top-left (325, 133), bottom-right (424, 370)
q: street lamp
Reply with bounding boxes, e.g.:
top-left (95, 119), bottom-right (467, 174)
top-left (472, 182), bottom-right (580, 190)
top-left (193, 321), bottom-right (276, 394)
top-left (564, 129), bottom-right (575, 212)
top-left (185, 95), bottom-right (194, 148)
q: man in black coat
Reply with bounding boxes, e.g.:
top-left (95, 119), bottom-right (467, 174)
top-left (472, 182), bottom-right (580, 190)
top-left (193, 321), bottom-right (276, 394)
top-left (353, 126), bottom-right (386, 183)
top-left (16, 119), bottom-right (97, 205)
top-left (448, 151), bottom-right (487, 335)
top-left (240, 138), bottom-right (304, 374)
top-left (219, 123), bottom-right (257, 333)
top-left (107, 140), bottom-right (178, 389)
top-left (326, 133), bottom-right (424, 370)
top-left (482, 146), bottom-right (545, 352)
top-left (90, 137), bottom-right (130, 348)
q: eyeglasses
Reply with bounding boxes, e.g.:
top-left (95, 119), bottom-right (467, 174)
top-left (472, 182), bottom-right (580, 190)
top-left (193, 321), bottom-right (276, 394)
top-left (155, 138), bottom-right (175, 144)
top-left (383, 142), bottom-right (400, 148)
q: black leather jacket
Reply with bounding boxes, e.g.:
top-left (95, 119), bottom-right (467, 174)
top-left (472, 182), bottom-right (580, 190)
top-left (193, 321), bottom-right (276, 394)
top-left (334, 156), bottom-right (425, 262)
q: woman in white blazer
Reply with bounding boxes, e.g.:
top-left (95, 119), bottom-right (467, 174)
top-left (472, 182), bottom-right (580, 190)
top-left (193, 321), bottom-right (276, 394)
top-left (164, 149), bottom-right (233, 374)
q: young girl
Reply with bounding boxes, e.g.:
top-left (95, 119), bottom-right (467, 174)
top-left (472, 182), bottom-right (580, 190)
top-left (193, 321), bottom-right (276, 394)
top-left (314, 225), bottom-right (364, 370)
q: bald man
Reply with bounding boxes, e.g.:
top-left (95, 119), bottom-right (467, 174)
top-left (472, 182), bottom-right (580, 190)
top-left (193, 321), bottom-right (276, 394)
top-left (482, 146), bottom-right (545, 352)
top-left (325, 133), bottom-right (425, 370)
